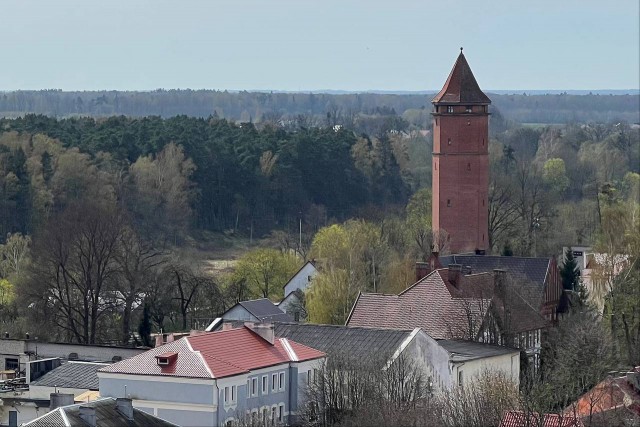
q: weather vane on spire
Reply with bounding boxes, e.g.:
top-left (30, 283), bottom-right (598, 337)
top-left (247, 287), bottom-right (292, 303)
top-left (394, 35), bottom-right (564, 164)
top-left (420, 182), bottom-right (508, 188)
top-left (460, 47), bottom-right (463, 52)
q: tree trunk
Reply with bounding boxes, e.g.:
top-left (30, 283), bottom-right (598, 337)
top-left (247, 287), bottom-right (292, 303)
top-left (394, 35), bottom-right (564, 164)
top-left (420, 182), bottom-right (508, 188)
top-left (122, 295), bottom-right (135, 344)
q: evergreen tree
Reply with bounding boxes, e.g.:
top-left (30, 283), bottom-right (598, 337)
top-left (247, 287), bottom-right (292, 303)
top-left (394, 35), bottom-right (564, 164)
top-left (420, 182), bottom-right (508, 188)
top-left (138, 302), bottom-right (152, 347)
top-left (560, 247), bottom-right (580, 291)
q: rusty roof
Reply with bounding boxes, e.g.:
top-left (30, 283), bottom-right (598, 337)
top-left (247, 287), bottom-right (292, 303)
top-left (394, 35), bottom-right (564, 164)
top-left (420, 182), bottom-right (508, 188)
top-left (432, 50), bottom-right (491, 105)
top-left (499, 411), bottom-right (584, 427)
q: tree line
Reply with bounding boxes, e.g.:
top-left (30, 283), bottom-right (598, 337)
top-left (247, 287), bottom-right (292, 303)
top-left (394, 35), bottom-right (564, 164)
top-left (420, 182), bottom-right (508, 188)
top-left (1, 90), bottom-right (638, 124)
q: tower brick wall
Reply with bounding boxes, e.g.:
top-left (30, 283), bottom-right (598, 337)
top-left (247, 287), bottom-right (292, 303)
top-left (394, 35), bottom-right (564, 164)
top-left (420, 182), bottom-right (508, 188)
top-left (431, 51), bottom-right (490, 253)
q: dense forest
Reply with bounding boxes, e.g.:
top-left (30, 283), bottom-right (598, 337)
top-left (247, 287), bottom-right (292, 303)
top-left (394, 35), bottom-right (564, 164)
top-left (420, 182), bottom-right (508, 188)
top-left (1, 90), bottom-right (638, 124)
top-left (0, 97), bottom-right (638, 359)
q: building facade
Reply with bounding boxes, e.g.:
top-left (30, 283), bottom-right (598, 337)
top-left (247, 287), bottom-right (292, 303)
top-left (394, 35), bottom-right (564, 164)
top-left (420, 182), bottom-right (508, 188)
top-left (432, 49), bottom-right (491, 253)
top-left (98, 325), bottom-right (325, 426)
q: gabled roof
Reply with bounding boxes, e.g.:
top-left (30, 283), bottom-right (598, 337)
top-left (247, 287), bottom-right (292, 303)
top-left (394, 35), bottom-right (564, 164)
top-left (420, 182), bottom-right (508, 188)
top-left (347, 268), bottom-right (546, 339)
top-left (23, 397), bottom-right (178, 427)
top-left (282, 260), bottom-right (317, 289)
top-left (31, 362), bottom-right (109, 390)
top-left (274, 322), bottom-right (414, 364)
top-left (432, 51), bottom-right (491, 105)
top-left (439, 254), bottom-right (552, 289)
top-left (566, 368), bottom-right (640, 419)
top-left (99, 326), bottom-right (325, 380)
top-left (346, 269), bottom-right (492, 339)
top-left (237, 298), bottom-right (294, 322)
top-left (499, 411), bottom-right (584, 427)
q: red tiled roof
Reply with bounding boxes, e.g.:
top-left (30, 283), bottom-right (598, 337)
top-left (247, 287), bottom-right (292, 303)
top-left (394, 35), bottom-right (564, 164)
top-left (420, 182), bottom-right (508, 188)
top-left (566, 370), bottom-right (640, 418)
top-left (100, 327), bottom-right (325, 379)
top-left (432, 51), bottom-right (491, 105)
top-left (499, 411), bottom-right (584, 427)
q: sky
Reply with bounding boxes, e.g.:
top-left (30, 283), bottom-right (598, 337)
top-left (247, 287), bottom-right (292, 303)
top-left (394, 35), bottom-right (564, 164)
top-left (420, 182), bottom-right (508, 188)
top-left (1, 0), bottom-right (639, 92)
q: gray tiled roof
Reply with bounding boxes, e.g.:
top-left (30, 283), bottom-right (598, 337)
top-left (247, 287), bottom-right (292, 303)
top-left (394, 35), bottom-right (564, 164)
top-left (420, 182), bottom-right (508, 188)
top-left (238, 299), bottom-right (294, 322)
top-left (437, 339), bottom-right (519, 362)
top-left (439, 255), bottom-right (551, 288)
top-left (274, 322), bottom-right (412, 363)
top-left (24, 398), bottom-right (178, 427)
top-left (30, 362), bottom-right (109, 390)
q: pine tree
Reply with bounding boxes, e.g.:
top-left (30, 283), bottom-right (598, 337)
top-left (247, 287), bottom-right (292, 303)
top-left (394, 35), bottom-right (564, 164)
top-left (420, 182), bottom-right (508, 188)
top-left (560, 247), bottom-right (580, 291)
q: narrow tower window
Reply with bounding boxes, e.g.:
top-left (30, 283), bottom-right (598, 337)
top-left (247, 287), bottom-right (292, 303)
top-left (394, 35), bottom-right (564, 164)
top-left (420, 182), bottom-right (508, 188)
top-left (467, 163), bottom-right (471, 171)
top-left (447, 138), bottom-right (452, 145)
top-left (447, 199), bottom-right (451, 207)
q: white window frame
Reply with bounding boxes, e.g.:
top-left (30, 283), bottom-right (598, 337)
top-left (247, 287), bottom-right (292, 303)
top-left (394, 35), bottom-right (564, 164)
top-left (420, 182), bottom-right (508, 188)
top-left (252, 377), bottom-right (258, 396)
top-left (261, 375), bottom-right (268, 394)
top-left (231, 385), bottom-right (236, 403)
top-left (271, 373), bottom-right (277, 392)
top-left (278, 371), bottom-right (285, 391)
top-left (224, 386), bottom-right (229, 404)
top-left (278, 405), bottom-right (284, 422)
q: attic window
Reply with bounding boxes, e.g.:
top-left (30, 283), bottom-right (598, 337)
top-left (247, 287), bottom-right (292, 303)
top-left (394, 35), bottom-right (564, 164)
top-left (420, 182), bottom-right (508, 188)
top-left (447, 106), bottom-right (454, 113)
top-left (155, 352), bottom-right (178, 366)
top-left (465, 106), bottom-right (472, 113)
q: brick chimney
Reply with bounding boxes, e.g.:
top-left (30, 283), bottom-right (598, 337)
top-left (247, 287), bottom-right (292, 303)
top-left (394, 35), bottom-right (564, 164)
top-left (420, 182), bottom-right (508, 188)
top-left (415, 262), bottom-right (430, 282)
top-left (448, 264), bottom-right (462, 287)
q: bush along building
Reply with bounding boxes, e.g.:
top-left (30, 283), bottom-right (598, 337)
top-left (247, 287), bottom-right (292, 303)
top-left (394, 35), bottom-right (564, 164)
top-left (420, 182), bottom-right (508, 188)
top-left (97, 324), bottom-right (325, 426)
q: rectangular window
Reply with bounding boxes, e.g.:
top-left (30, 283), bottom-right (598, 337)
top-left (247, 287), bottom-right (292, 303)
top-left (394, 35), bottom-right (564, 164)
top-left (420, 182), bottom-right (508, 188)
top-left (271, 373), bottom-right (277, 391)
top-left (313, 368), bottom-right (318, 382)
top-left (447, 199), bottom-right (451, 207)
top-left (278, 405), bottom-right (284, 422)
top-left (262, 375), bottom-right (267, 394)
top-left (307, 369), bottom-right (311, 384)
top-left (279, 372), bottom-right (285, 390)
top-left (231, 386), bottom-right (236, 402)
top-left (5, 358), bottom-right (18, 371)
top-left (224, 386), bottom-right (229, 404)
top-left (465, 106), bottom-right (472, 113)
top-left (252, 378), bottom-right (258, 396)
top-left (447, 106), bottom-right (454, 113)
top-left (458, 370), bottom-right (464, 388)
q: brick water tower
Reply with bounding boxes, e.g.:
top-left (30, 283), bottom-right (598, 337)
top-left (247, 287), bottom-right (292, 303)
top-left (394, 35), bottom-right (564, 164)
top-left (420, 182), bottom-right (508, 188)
top-left (432, 49), bottom-right (490, 253)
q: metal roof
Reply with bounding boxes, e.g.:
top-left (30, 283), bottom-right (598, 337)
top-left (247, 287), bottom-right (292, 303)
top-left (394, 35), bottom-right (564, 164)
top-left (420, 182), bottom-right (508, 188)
top-left (432, 51), bottom-right (491, 105)
top-left (274, 322), bottom-right (412, 364)
top-left (23, 397), bottom-right (179, 427)
top-left (237, 298), bottom-right (294, 322)
top-left (31, 362), bottom-right (109, 390)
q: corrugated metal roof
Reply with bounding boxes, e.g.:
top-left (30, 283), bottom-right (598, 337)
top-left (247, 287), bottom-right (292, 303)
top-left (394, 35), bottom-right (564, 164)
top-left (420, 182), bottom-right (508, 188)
top-left (24, 397), bottom-right (179, 427)
top-left (31, 362), bottom-right (109, 390)
top-left (274, 323), bottom-right (412, 364)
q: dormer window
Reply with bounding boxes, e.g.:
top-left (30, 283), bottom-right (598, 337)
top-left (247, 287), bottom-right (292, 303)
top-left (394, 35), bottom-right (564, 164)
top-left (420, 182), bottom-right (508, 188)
top-left (447, 106), bottom-right (454, 113)
top-left (155, 352), bottom-right (178, 367)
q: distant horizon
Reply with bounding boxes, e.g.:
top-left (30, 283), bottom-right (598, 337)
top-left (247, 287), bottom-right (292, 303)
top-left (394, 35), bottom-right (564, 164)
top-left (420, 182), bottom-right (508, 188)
top-left (1, 88), bottom-right (638, 96)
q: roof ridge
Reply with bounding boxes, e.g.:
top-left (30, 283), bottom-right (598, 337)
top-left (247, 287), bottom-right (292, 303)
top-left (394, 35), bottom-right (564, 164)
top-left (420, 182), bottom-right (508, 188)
top-left (275, 321), bottom-right (412, 333)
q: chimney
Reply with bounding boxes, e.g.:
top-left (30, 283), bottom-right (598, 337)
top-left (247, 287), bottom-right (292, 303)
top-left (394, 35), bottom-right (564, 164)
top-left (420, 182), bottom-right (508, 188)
top-left (116, 398), bottom-right (134, 421)
top-left (79, 406), bottom-right (97, 427)
top-left (154, 334), bottom-right (163, 347)
top-left (415, 262), bottom-right (430, 282)
top-left (50, 393), bottom-right (75, 410)
top-left (222, 322), bottom-right (234, 331)
top-left (245, 322), bottom-right (275, 345)
top-left (165, 334), bottom-right (174, 343)
top-left (448, 264), bottom-right (462, 286)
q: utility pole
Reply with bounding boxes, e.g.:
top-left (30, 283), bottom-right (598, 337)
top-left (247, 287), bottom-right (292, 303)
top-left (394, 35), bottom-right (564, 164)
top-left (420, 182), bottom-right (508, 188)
top-left (298, 211), bottom-right (302, 251)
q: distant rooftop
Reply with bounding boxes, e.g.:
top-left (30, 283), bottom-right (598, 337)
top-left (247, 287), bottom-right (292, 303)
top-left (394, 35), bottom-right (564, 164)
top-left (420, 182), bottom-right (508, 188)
top-left (31, 361), bottom-right (109, 390)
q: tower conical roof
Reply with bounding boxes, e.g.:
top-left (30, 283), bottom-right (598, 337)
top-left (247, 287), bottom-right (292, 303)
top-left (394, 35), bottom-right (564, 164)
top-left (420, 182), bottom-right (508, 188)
top-left (432, 50), bottom-right (491, 105)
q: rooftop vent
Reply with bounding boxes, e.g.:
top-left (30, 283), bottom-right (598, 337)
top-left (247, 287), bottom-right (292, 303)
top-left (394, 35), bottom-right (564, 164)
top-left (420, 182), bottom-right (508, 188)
top-left (68, 352), bottom-right (79, 361)
top-left (155, 352), bottom-right (178, 367)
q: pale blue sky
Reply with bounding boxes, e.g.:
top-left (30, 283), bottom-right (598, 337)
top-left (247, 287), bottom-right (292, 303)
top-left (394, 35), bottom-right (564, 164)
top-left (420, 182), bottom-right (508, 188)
top-left (1, 0), bottom-right (638, 91)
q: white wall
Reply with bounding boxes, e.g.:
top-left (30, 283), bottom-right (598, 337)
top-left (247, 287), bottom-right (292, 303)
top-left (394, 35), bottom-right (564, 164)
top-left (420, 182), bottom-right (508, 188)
top-left (283, 263), bottom-right (317, 297)
top-left (452, 352), bottom-right (520, 390)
